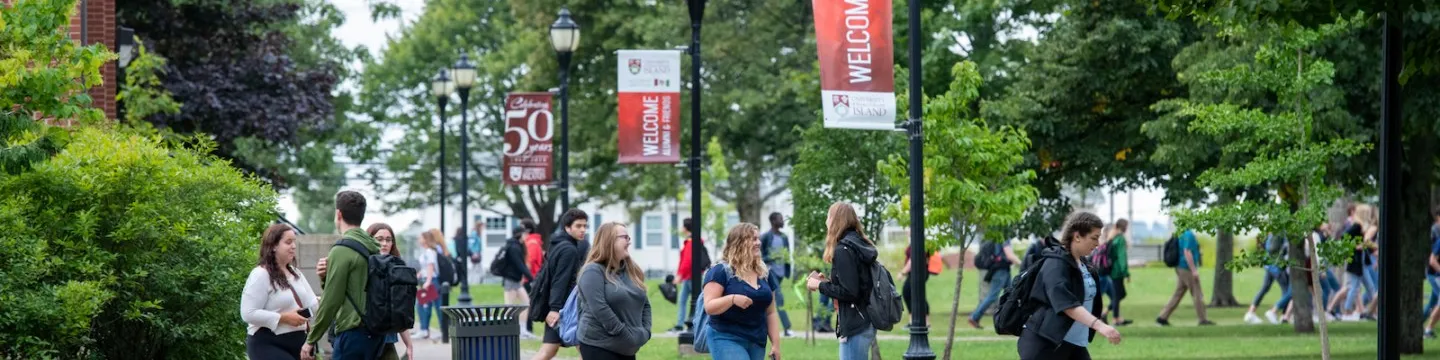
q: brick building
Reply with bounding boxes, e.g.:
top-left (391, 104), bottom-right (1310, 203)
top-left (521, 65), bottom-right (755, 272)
top-left (5, 0), bottom-right (121, 119)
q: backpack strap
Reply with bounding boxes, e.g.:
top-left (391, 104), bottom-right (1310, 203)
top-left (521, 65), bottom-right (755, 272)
top-left (330, 238), bottom-right (372, 333)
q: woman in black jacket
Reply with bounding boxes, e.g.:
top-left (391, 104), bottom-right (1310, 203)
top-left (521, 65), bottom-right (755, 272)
top-left (1018, 212), bottom-right (1122, 360)
top-left (499, 226), bottom-right (536, 339)
top-left (806, 202), bottom-right (877, 360)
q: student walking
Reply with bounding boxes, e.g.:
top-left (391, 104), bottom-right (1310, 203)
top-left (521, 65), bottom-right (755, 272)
top-left (900, 246), bottom-right (941, 326)
top-left (760, 213), bottom-right (795, 337)
top-left (496, 224), bottom-right (537, 339)
top-left (1157, 229), bottom-right (1215, 326)
top-left (1426, 208), bottom-right (1440, 321)
top-left (368, 224), bottom-right (417, 360)
top-left (806, 202), bottom-right (877, 360)
top-left (1245, 234), bottom-right (1291, 325)
top-left (303, 191), bottom-right (387, 360)
top-left (671, 218), bottom-right (709, 333)
top-left (1341, 205), bottom-right (1378, 321)
top-left (1016, 212), bottom-right (1122, 360)
top-left (969, 239), bottom-right (1021, 329)
top-left (413, 229), bottom-right (445, 341)
top-left (706, 223), bottom-right (784, 360)
top-left (1103, 220), bottom-right (1132, 326)
top-left (530, 209), bottom-right (590, 360)
top-left (577, 222), bottom-right (654, 360)
top-left (242, 223), bottom-right (319, 360)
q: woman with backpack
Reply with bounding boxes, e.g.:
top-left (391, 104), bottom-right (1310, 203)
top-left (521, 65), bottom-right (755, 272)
top-left (806, 202), bottom-right (879, 360)
top-left (242, 224), bottom-right (319, 360)
top-left (368, 224), bottom-right (418, 360)
top-left (1017, 212), bottom-right (1121, 360)
top-left (576, 222), bottom-right (653, 360)
top-left (703, 223), bottom-right (784, 360)
top-left (496, 224), bottom-right (537, 339)
top-left (1102, 219), bottom-right (1132, 326)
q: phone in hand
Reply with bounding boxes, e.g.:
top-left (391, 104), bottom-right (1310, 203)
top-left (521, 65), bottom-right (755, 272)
top-left (298, 308), bottom-right (312, 318)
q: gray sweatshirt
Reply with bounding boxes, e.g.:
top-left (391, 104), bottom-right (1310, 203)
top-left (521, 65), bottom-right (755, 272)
top-left (577, 262), bottom-right (652, 355)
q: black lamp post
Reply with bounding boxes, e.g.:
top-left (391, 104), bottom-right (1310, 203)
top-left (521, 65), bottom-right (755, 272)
top-left (430, 69), bottom-right (453, 235)
top-left (550, 8), bottom-right (580, 212)
top-left (682, 0), bottom-right (706, 341)
top-left (903, 0), bottom-right (935, 357)
top-left (452, 52), bottom-right (477, 305)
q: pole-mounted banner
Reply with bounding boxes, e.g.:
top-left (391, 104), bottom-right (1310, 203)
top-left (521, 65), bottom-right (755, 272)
top-left (813, 0), bottom-right (896, 130)
top-left (502, 92), bottom-right (555, 185)
top-left (617, 50), bottom-right (683, 164)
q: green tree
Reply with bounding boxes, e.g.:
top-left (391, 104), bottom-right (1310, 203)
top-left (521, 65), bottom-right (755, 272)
top-left (879, 62), bottom-right (1037, 359)
top-left (0, 0), bottom-right (112, 174)
top-left (790, 121), bottom-right (904, 248)
top-left (1155, 17), bottom-right (1369, 347)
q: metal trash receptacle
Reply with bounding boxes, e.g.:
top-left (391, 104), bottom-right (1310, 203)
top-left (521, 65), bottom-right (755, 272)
top-left (443, 305), bottom-right (526, 360)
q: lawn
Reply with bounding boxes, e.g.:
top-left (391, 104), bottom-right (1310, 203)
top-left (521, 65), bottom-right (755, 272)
top-left (430, 266), bottom-right (1438, 359)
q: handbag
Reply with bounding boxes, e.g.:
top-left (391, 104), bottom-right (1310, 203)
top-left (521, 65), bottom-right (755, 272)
top-left (417, 284), bottom-right (440, 305)
top-left (287, 282), bottom-right (310, 333)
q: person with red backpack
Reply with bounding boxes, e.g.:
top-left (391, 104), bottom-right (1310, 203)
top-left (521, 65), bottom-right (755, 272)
top-left (1093, 220), bottom-right (1132, 326)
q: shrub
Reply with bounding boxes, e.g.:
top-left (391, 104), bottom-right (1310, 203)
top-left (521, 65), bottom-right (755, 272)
top-left (0, 128), bottom-right (276, 359)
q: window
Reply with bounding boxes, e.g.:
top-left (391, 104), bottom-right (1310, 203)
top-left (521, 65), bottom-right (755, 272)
top-left (633, 215), bottom-right (642, 249)
top-left (670, 213), bottom-right (680, 249)
top-left (485, 216), bottom-right (506, 248)
top-left (645, 215), bottom-right (664, 247)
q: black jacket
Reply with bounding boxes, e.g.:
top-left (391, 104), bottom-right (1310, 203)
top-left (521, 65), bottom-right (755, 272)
top-left (1025, 245), bottom-right (1103, 347)
top-left (498, 237), bottom-right (532, 283)
top-left (817, 230), bottom-right (877, 338)
top-left (544, 232), bottom-right (585, 311)
top-left (1021, 235), bottom-right (1060, 270)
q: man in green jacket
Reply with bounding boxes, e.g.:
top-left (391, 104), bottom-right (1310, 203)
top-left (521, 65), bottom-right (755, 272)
top-left (303, 191), bottom-right (384, 360)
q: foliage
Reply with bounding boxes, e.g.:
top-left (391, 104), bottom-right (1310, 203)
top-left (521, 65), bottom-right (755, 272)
top-left (880, 61), bottom-right (1038, 252)
top-left (789, 120), bottom-right (904, 248)
top-left (0, 0), bottom-right (112, 174)
top-left (0, 128), bottom-right (276, 359)
top-left (675, 137), bottom-right (735, 244)
top-left (117, 39), bottom-right (182, 126)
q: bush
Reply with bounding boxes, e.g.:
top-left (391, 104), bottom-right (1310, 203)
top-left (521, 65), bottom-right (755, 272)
top-left (0, 128), bottom-right (276, 359)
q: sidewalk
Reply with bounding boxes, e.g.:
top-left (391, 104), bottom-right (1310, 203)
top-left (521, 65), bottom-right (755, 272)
top-left (407, 339), bottom-right (568, 360)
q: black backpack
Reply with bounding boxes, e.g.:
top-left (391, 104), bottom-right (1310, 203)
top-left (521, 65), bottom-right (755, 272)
top-left (993, 252), bottom-right (1050, 336)
top-left (863, 261), bottom-right (905, 331)
top-left (974, 242), bottom-right (1003, 270)
top-left (334, 238), bottom-right (419, 335)
top-left (1162, 235), bottom-right (1181, 268)
top-left (433, 247), bottom-right (459, 286)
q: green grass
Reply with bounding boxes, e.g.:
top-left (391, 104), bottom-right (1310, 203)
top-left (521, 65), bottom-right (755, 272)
top-left (432, 267), bottom-right (1439, 359)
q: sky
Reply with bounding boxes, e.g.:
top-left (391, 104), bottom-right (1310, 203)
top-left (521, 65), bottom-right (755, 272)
top-left (278, 0), bottom-right (1174, 234)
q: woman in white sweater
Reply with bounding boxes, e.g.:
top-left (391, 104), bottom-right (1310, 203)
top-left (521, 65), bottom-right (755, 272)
top-left (241, 223), bottom-right (319, 360)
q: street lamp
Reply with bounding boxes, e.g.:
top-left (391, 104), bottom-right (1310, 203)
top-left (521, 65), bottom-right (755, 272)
top-left (550, 7), bottom-right (580, 212)
top-left (903, 0), bottom-right (935, 358)
top-left (452, 52), bottom-right (476, 306)
top-left (679, 0), bottom-right (706, 349)
top-left (430, 69), bottom-right (453, 235)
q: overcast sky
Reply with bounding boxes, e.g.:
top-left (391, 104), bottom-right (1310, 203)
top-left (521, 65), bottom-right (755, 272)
top-left (278, 0), bottom-right (1173, 234)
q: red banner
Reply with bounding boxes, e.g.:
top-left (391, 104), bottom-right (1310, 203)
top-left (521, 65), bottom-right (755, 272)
top-left (813, 0), bottom-right (897, 130)
top-left (502, 93), bottom-right (554, 185)
top-left (616, 50), bottom-right (682, 164)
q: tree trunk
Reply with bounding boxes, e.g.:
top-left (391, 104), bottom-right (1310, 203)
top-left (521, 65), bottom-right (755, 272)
top-left (1307, 234), bottom-right (1332, 359)
top-left (1210, 228), bottom-right (1241, 307)
top-left (943, 242), bottom-right (971, 360)
top-left (1396, 122), bottom-right (1436, 354)
top-left (1288, 237), bottom-right (1315, 333)
top-left (734, 185), bottom-right (763, 226)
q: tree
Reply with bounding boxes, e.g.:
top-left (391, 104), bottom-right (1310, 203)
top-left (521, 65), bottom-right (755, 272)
top-left (879, 62), bottom-right (1037, 360)
top-left (790, 120), bottom-right (904, 247)
top-left (0, 0), bottom-right (112, 173)
top-left (1156, 17), bottom-right (1369, 356)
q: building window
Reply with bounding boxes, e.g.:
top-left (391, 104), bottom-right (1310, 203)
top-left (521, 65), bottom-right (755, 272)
top-left (633, 215), bottom-right (643, 249)
top-left (485, 217), bottom-right (507, 248)
top-left (671, 213), bottom-right (680, 249)
top-left (645, 215), bottom-right (664, 247)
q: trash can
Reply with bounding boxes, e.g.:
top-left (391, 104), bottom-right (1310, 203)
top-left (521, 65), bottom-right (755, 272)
top-left (443, 305), bottom-right (527, 360)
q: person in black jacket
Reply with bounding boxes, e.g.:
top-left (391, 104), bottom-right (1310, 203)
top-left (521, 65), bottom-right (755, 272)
top-left (1018, 212), bottom-right (1122, 360)
top-left (531, 209), bottom-right (589, 360)
top-left (806, 202), bottom-right (877, 360)
top-left (499, 225), bottom-right (536, 339)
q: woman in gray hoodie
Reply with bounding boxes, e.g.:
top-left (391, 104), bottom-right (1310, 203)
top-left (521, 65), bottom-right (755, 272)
top-left (577, 222), bottom-right (653, 360)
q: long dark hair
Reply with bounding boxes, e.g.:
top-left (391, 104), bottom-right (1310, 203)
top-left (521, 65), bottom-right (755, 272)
top-left (367, 223), bottom-right (400, 257)
top-left (258, 223), bottom-right (299, 290)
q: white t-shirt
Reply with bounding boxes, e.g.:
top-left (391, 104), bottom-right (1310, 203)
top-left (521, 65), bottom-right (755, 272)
top-left (418, 247), bottom-right (439, 280)
top-left (240, 266), bottom-right (319, 335)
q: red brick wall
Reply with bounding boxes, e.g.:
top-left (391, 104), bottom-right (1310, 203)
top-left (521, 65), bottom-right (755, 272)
top-left (8, 0), bottom-right (119, 120)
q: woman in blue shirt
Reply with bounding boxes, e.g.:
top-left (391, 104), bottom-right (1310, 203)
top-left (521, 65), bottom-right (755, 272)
top-left (703, 223), bottom-right (783, 360)
top-left (1017, 212), bottom-right (1122, 360)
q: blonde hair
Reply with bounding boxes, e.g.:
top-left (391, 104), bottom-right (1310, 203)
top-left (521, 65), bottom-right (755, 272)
top-left (824, 202), bottom-right (869, 264)
top-left (1354, 204), bottom-right (1378, 230)
top-left (422, 229), bottom-right (448, 256)
top-left (585, 222), bottom-right (645, 290)
top-left (721, 223), bottom-right (768, 279)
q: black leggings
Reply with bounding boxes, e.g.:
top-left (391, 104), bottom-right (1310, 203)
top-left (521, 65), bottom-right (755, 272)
top-left (246, 328), bottom-right (304, 360)
top-left (1017, 328), bottom-right (1091, 360)
top-left (579, 343), bottom-right (637, 360)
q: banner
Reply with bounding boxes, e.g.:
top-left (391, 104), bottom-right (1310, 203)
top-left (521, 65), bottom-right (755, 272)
top-left (813, 0), bottom-right (897, 130)
top-left (616, 50), bottom-right (682, 164)
top-left (502, 93), bottom-right (554, 185)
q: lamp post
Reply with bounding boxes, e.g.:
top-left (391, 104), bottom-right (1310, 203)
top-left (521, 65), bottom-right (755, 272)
top-left (683, 0), bottom-right (706, 341)
top-left (452, 52), bottom-right (477, 305)
top-left (550, 8), bottom-right (580, 212)
top-left (903, 0), bottom-right (935, 357)
top-left (430, 70), bottom-right (453, 235)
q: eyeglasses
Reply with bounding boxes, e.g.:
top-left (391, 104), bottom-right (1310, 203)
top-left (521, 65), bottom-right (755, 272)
top-left (618, 235), bottom-right (631, 241)
top-left (376, 236), bottom-right (394, 242)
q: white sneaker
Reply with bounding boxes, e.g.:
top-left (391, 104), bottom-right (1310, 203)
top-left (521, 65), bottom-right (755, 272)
top-left (1341, 313), bottom-right (1362, 322)
top-left (411, 331), bottom-right (429, 339)
top-left (520, 331), bottom-right (537, 340)
top-left (429, 333), bottom-right (443, 341)
top-left (1244, 312), bottom-right (1263, 324)
top-left (1265, 310), bottom-right (1280, 324)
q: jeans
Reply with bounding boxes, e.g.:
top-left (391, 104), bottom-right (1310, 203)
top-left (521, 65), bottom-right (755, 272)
top-left (1252, 266), bottom-right (1285, 307)
top-left (1365, 262), bottom-right (1379, 303)
top-left (972, 269), bottom-right (1011, 322)
top-left (774, 278), bottom-right (792, 330)
top-left (674, 281), bottom-right (691, 329)
top-left (709, 330), bottom-right (765, 360)
top-left (332, 329), bottom-right (386, 360)
top-left (1344, 271), bottom-right (1376, 313)
top-left (838, 326), bottom-right (875, 360)
top-left (1095, 276), bottom-right (1114, 316)
top-left (1425, 274), bottom-right (1440, 317)
top-left (1273, 268), bottom-right (1293, 311)
top-left (1320, 269), bottom-right (1340, 309)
